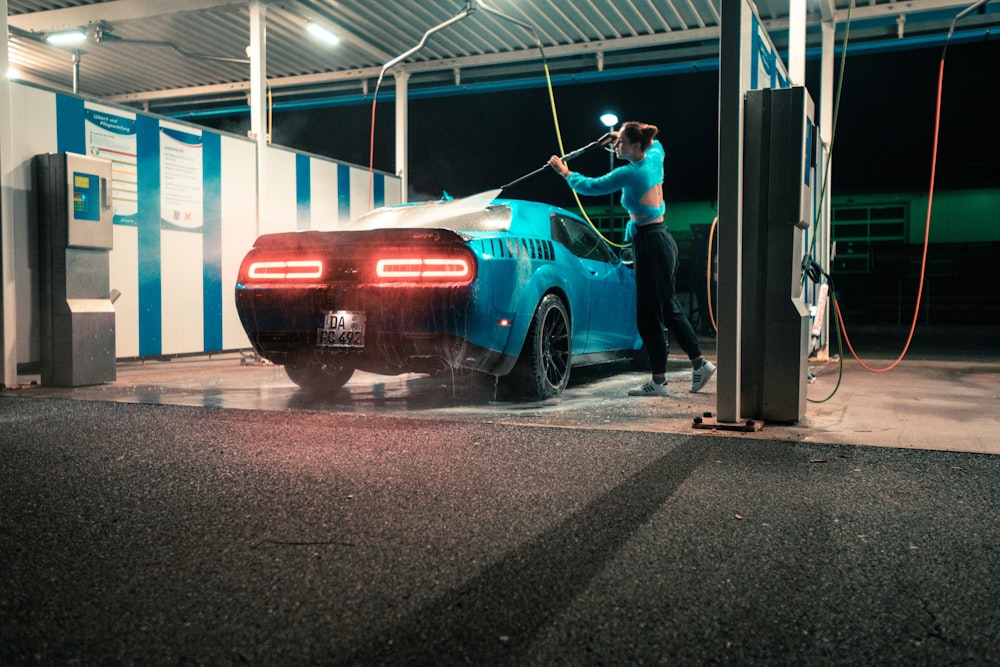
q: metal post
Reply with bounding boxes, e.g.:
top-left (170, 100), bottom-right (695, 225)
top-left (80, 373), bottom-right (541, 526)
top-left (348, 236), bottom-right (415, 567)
top-left (815, 18), bottom-right (836, 359)
top-left (395, 71), bottom-right (409, 205)
top-left (717, 0), bottom-right (750, 424)
top-left (249, 0), bottom-right (267, 238)
top-left (599, 112), bottom-right (618, 236)
top-left (608, 146), bottom-right (615, 233)
top-left (1, 0), bottom-right (19, 388)
top-left (72, 52), bottom-right (80, 93)
top-left (789, 0), bottom-right (806, 85)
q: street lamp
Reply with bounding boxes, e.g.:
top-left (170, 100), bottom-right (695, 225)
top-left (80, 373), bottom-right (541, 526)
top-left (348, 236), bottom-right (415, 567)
top-left (600, 113), bottom-right (618, 237)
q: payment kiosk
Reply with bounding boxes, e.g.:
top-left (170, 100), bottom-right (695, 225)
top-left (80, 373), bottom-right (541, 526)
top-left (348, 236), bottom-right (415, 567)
top-left (34, 152), bottom-right (116, 386)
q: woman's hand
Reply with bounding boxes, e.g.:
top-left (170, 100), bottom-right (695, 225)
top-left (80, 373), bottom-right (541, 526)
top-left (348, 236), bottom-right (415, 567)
top-left (547, 155), bottom-right (570, 178)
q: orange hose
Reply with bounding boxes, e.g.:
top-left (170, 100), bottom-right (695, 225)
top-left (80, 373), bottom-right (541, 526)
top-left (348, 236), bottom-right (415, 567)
top-left (839, 57), bottom-right (944, 373)
top-left (706, 216), bottom-right (718, 334)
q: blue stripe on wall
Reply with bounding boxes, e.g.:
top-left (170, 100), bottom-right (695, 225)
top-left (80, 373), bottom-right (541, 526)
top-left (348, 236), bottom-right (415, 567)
top-left (55, 95), bottom-right (85, 155)
top-left (337, 163), bottom-right (351, 221)
top-left (296, 154), bottom-right (311, 230)
top-left (203, 132), bottom-right (223, 351)
top-left (137, 115), bottom-right (162, 357)
top-left (374, 173), bottom-right (385, 208)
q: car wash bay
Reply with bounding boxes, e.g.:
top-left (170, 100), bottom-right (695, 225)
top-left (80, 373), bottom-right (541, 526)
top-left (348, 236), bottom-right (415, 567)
top-left (4, 1), bottom-right (1000, 663)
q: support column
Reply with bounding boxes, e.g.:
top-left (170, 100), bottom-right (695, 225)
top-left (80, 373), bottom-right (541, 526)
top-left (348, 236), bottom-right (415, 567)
top-left (820, 21), bottom-right (835, 186)
top-left (395, 71), bottom-right (409, 204)
top-left (249, 0), bottom-right (267, 236)
top-left (1, 0), bottom-right (18, 388)
top-left (814, 18), bottom-right (837, 358)
top-left (716, 0), bottom-right (752, 424)
top-left (789, 0), bottom-right (807, 86)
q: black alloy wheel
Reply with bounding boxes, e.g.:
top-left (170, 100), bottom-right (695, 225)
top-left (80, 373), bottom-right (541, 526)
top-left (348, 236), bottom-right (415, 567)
top-left (510, 293), bottom-right (571, 399)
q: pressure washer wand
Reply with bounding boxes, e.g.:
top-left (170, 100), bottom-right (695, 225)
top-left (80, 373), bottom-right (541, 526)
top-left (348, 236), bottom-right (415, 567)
top-left (501, 133), bottom-right (615, 190)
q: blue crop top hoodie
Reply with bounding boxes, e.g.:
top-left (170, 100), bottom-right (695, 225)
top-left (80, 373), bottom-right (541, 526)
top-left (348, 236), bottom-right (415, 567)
top-left (565, 139), bottom-right (666, 241)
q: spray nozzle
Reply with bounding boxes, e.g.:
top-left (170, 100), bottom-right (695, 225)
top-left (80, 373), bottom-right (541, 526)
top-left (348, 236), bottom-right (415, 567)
top-left (561, 133), bottom-right (617, 161)
top-left (598, 132), bottom-right (617, 152)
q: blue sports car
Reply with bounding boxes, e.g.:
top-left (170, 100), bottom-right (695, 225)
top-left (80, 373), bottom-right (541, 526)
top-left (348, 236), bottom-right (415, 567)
top-left (234, 194), bottom-right (642, 399)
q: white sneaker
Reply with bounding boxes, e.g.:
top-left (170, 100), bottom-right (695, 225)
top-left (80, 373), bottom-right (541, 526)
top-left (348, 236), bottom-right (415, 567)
top-left (690, 360), bottom-right (716, 393)
top-left (628, 379), bottom-right (669, 397)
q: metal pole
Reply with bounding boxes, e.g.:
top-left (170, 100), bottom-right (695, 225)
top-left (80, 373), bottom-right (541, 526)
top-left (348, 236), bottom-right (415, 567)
top-left (1, 0), bottom-right (20, 388)
top-left (599, 113), bottom-right (618, 236)
top-left (395, 71), bottom-right (409, 204)
top-left (717, 0), bottom-right (750, 424)
top-left (608, 144), bottom-right (614, 236)
top-left (249, 0), bottom-right (266, 238)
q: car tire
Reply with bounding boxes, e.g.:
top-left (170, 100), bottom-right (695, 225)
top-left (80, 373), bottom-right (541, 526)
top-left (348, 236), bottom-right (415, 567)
top-left (509, 293), bottom-right (571, 399)
top-left (283, 359), bottom-right (354, 393)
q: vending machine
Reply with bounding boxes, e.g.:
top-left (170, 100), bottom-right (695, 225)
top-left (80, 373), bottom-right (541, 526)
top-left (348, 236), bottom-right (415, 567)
top-left (34, 152), bottom-right (116, 386)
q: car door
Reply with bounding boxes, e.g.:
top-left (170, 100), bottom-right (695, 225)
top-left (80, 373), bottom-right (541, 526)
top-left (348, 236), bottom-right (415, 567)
top-left (551, 215), bottom-right (635, 353)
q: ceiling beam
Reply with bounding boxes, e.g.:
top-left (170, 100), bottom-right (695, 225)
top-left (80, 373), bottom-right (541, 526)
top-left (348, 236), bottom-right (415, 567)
top-left (7, 0), bottom-right (246, 33)
top-left (817, 0), bottom-right (837, 24)
top-left (52, 0), bottom-right (1000, 108)
top-left (105, 24), bottom-right (722, 104)
top-left (832, 0), bottom-right (979, 23)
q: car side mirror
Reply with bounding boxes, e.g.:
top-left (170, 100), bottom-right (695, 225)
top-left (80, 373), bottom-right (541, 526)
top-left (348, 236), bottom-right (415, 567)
top-left (620, 247), bottom-right (634, 266)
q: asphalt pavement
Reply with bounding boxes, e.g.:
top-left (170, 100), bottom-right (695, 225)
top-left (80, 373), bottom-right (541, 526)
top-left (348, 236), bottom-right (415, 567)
top-left (2, 325), bottom-right (998, 665)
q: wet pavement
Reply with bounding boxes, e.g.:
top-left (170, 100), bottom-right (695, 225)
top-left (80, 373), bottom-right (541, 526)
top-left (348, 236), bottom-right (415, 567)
top-left (7, 325), bottom-right (1000, 454)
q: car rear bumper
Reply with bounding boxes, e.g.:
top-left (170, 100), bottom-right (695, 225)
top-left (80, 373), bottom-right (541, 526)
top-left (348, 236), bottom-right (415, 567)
top-left (235, 285), bottom-right (518, 376)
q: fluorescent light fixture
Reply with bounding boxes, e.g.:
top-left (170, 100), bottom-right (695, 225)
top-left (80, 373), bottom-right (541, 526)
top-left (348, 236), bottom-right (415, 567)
top-left (46, 29), bottom-right (88, 46)
top-left (7, 67), bottom-right (22, 80)
top-left (600, 113), bottom-right (619, 129)
top-left (306, 23), bottom-right (340, 46)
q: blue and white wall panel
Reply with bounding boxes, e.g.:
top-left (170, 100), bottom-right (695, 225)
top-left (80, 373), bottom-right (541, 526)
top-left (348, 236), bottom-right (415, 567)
top-left (220, 138), bottom-right (258, 352)
top-left (8, 82), bottom-right (402, 364)
top-left (308, 156), bottom-right (342, 230)
top-left (262, 145), bottom-right (298, 237)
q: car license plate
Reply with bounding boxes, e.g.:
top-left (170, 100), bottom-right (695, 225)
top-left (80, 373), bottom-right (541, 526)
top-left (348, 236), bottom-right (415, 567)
top-left (317, 310), bottom-right (365, 348)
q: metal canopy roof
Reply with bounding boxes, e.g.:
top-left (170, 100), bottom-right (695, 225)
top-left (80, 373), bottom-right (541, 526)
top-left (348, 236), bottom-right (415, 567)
top-left (6, 0), bottom-right (999, 116)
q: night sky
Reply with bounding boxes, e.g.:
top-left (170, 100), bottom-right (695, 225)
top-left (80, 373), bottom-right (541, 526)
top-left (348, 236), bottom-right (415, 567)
top-left (201, 38), bottom-right (999, 207)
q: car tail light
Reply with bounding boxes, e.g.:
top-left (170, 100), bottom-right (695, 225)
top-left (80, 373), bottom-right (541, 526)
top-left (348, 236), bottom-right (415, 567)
top-left (247, 259), bottom-right (323, 280)
top-left (375, 255), bottom-right (474, 284)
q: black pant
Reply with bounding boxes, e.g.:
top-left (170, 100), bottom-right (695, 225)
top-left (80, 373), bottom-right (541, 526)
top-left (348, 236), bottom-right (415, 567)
top-left (632, 223), bottom-right (702, 375)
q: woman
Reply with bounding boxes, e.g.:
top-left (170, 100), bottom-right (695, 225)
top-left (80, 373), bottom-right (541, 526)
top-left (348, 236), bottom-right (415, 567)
top-left (547, 121), bottom-right (715, 397)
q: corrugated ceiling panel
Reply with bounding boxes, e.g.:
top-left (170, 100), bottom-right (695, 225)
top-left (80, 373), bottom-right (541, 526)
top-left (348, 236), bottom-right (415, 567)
top-left (6, 0), bottom-right (997, 111)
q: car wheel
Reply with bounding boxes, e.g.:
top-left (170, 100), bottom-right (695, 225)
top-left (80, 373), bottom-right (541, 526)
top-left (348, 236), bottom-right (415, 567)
top-left (510, 293), bottom-right (571, 399)
top-left (283, 359), bottom-right (354, 393)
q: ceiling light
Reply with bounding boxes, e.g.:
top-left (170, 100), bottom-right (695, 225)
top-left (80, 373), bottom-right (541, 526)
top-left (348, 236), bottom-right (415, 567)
top-left (306, 23), bottom-right (340, 46)
top-left (46, 29), bottom-right (88, 46)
